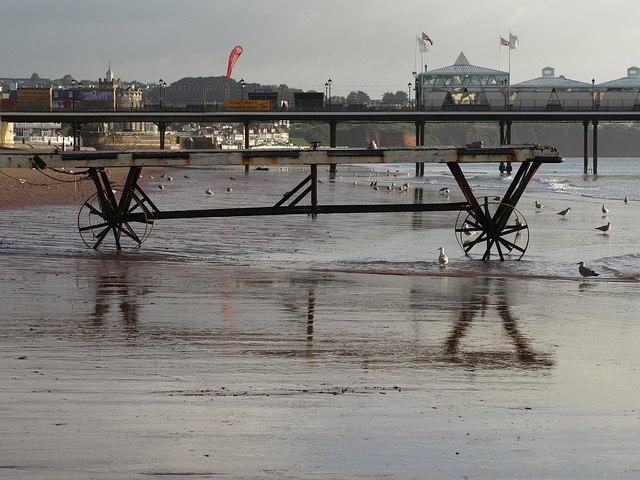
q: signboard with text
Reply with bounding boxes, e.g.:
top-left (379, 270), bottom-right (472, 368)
top-left (226, 100), bottom-right (270, 111)
top-left (81, 90), bottom-right (114, 101)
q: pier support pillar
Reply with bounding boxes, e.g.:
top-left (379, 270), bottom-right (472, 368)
top-left (244, 120), bottom-right (250, 173)
top-left (498, 120), bottom-right (512, 173)
top-left (72, 121), bottom-right (84, 151)
top-left (415, 121), bottom-right (425, 177)
top-left (329, 120), bottom-right (337, 175)
top-left (583, 120), bottom-right (589, 174)
top-left (157, 121), bottom-right (169, 150)
top-left (593, 120), bottom-right (599, 175)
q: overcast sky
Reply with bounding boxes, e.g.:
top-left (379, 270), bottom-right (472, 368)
top-left (2, 0), bottom-right (639, 98)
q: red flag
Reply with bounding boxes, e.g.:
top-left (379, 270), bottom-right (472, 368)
top-left (500, 36), bottom-right (510, 47)
top-left (226, 45), bottom-right (243, 79)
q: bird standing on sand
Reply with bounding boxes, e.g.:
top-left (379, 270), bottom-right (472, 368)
top-left (557, 207), bottom-right (571, 219)
top-left (595, 222), bottom-right (611, 234)
top-left (577, 261), bottom-right (599, 280)
top-left (535, 201), bottom-right (545, 210)
top-left (602, 204), bottom-right (609, 217)
top-left (624, 195), bottom-right (629, 204)
top-left (438, 247), bottom-right (448, 266)
top-left (205, 189), bottom-right (214, 196)
top-left (439, 187), bottom-right (450, 196)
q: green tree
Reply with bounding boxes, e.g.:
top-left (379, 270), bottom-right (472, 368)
top-left (346, 90), bottom-right (370, 103)
top-left (382, 91), bottom-right (408, 103)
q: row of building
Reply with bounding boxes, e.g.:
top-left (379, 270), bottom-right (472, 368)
top-left (5, 56), bottom-right (640, 113)
top-left (415, 52), bottom-right (640, 111)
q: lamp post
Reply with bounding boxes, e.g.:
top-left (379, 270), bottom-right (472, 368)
top-left (325, 82), bottom-right (329, 109)
top-left (408, 82), bottom-right (412, 109)
top-left (71, 78), bottom-right (76, 111)
top-left (591, 78), bottom-right (595, 110)
top-left (240, 78), bottom-right (245, 101)
top-left (327, 78), bottom-right (332, 109)
top-left (159, 78), bottom-right (167, 110)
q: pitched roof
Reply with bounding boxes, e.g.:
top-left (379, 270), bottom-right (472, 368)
top-left (512, 75), bottom-right (592, 89)
top-left (425, 52), bottom-right (508, 77)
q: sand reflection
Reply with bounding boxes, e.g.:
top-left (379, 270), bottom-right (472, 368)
top-left (444, 277), bottom-right (554, 369)
top-left (89, 260), bottom-right (150, 336)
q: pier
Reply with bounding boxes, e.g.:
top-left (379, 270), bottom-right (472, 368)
top-left (0, 143), bottom-right (561, 260)
top-left (0, 109), bottom-right (629, 174)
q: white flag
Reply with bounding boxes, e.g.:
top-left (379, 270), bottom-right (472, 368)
top-left (417, 36), bottom-right (429, 53)
top-left (509, 33), bottom-right (519, 50)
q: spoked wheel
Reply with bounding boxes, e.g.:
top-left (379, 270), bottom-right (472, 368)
top-left (454, 201), bottom-right (529, 260)
top-left (77, 189), bottom-right (154, 250)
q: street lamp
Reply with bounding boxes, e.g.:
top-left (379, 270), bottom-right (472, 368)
top-left (240, 78), bottom-right (245, 101)
top-left (327, 78), bottom-right (332, 109)
top-left (159, 78), bottom-right (167, 110)
top-left (591, 78), bottom-right (595, 110)
top-left (71, 78), bottom-right (76, 111)
top-left (325, 82), bottom-right (329, 109)
top-left (408, 82), bottom-right (412, 108)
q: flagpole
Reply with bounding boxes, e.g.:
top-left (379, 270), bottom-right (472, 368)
top-left (498, 36), bottom-right (501, 71)
top-left (415, 36), bottom-right (418, 76)
top-left (508, 30), bottom-right (512, 105)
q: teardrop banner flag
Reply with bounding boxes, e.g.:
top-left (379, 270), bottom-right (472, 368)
top-left (226, 45), bottom-right (244, 79)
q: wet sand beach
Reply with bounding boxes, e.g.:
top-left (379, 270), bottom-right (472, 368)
top-left (1, 161), bottom-right (640, 479)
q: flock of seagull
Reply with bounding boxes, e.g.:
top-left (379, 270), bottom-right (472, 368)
top-left (535, 197), bottom-right (631, 280)
top-left (439, 196), bottom-right (631, 280)
top-left (535, 199), bottom-right (615, 234)
top-left (149, 169), bottom-right (627, 281)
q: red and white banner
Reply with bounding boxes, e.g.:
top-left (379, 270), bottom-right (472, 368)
top-left (226, 45), bottom-right (244, 79)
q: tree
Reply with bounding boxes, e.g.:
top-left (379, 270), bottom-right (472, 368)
top-left (346, 90), bottom-right (370, 104)
top-left (382, 91), bottom-right (408, 103)
top-left (60, 75), bottom-right (74, 85)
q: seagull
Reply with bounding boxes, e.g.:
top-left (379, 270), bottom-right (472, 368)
top-left (226, 187), bottom-right (234, 193)
top-left (577, 261), bottom-right (599, 280)
top-left (439, 187), bottom-right (450, 195)
top-left (624, 195), bottom-right (629, 204)
top-left (157, 184), bottom-right (165, 190)
top-left (602, 204), bottom-right (609, 217)
top-left (595, 222), bottom-right (611, 234)
top-left (535, 201), bottom-right (545, 209)
top-left (557, 207), bottom-right (571, 218)
top-left (205, 189), bottom-right (214, 195)
top-left (438, 247), bottom-right (448, 266)
top-left (461, 222), bottom-right (477, 236)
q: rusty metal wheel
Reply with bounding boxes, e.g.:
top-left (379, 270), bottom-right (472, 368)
top-left (77, 189), bottom-right (153, 250)
top-left (454, 201), bottom-right (529, 260)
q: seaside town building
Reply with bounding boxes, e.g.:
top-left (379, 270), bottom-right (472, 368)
top-left (4, 58), bottom-right (640, 149)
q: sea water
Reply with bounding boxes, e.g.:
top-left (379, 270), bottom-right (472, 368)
top-left (1, 157), bottom-right (639, 282)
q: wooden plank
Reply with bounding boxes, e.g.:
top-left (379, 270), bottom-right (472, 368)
top-left (0, 145), bottom-right (561, 169)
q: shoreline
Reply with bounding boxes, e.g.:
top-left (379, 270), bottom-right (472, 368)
top-left (0, 165), bottom-right (182, 209)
